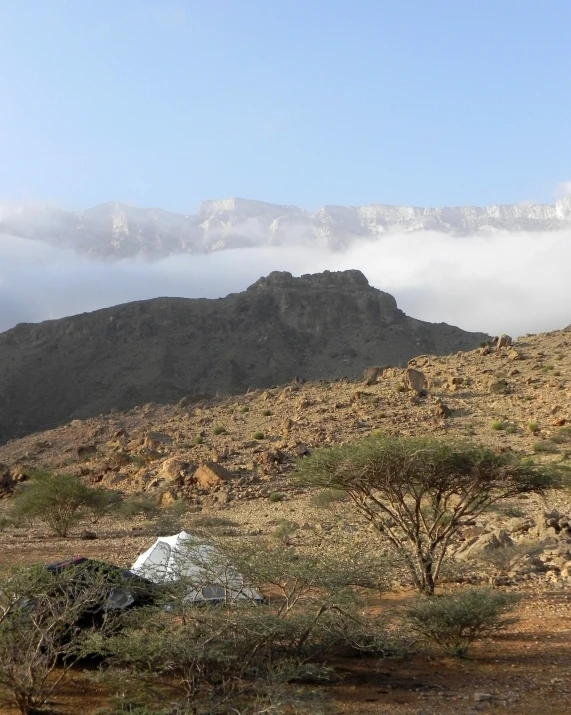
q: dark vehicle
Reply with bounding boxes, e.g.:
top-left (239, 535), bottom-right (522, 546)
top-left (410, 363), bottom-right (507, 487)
top-left (43, 557), bottom-right (160, 627)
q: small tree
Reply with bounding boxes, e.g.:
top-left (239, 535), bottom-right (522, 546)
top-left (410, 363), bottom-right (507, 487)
top-left (296, 435), bottom-right (553, 595)
top-left (11, 470), bottom-right (97, 536)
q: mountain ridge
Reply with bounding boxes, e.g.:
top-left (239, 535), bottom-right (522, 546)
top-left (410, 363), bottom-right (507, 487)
top-left (1, 196), bottom-right (570, 259)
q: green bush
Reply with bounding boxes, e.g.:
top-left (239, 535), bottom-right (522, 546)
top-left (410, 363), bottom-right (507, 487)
top-left (86, 543), bottom-right (391, 713)
top-left (268, 491), bottom-right (285, 503)
top-left (241, 406), bottom-right (250, 413)
top-left (85, 488), bottom-right (123, 525)
top-left (528, 421), bottom-right (539, 433)
top-left (252, 431), bottom-right (265, 440)
top-left (310, 489), bottom-right (349, 509)
top-left (212, 426), bottom-right (226, 435)
top-left (0, 516), bottom-right (11, 531)
top-left (533, 440), bottom-right (558, 453)
top-left (491, 419), bottom-right (505, 431)
top-left (262, 409), bottom-right (273, 417)
top-left (192, 435), bottom-right (204, 445)
top-left (405, 587), bottom-right (519, 656)
top-left (550, 427), bottom-right (571, 444)
top-left (0, 562), bottom-right (124, 714)
top-left (120, 494), bottom-right (161, 520)
top-left (10, 470), bottom-right (100, 537)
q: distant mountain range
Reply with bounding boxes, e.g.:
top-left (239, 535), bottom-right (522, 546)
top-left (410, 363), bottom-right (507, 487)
top-left (0, 269), bottom-right (489, 442)
top-left (1, 197), bottom-right (570, 259)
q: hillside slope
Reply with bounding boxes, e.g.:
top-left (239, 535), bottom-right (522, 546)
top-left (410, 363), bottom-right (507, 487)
top-left (0, 270), bottom-right (488, 443)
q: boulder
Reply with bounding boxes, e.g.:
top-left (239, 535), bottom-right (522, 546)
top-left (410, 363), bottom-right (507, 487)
top-left (405, 368), bottom-right (426, 394)
top-left (195, 462), bottom-right (231, 489)
top-left (158, 457), bottom-right (191, 484)
top-left (77, 444), bottom-right (97, 460)
top-left (457, 529), bottom-right (513, 559)
top-left (363, 365), bottom-right (389, 385)
top-left (143, 432), bottom-right (173, 451)
top-left (80, 530), bottom-right (97, 540)
top-left (493, 334), bottom-right (513, 350)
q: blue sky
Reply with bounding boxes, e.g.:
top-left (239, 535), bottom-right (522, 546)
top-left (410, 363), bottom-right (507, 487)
top-left (1, 0), bottom-right (569, 213)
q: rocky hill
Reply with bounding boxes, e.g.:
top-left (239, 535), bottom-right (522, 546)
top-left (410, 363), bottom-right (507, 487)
top-left (1, 196), bottom-right (570, 258)
top-left (0, 269), bottom-right (488, 443)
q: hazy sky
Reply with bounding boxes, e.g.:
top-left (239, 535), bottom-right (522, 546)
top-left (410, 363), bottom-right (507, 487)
top-left (1, 0), bottom-right (569, 213)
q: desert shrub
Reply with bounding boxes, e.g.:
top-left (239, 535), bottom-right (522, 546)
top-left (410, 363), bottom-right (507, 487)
top-left (296, 435), bottom-right (553, 594)
top-left (491, 419), bottom-right (505, 431)
top-left (273, 519), bottom-right (298, 543)
top-left (533, 440), bottom-right (558, 453)
top-left (268, 491), bottom-right (285, 503)
top-left (241, 406), bottom-right (250, 413)
top-left (262, 409), bottom-right (273, 417)
top-left (212, 426), bottom-right (226, 435)
top-left (0, 516), bottom-right (11, 531)
top-left (153, 513), bottom-right (182, 537)
top-left (120, 494), bottom-right (161, 520)
top-left (505, 425), bottom-right (517, 434)
top-left (10, 470), bottom-right (99, 537)
top-left (550, 426), bottom-right (571, 444)
top-left (405, 587), bottom-right (519, 656)
top-left (85, 488), bottom-right (123, 525)
top-left (0, 563), bottom-right (123, 714)
top-left (192, 435), bottom-right (204, 445)
top-left (528, 421), bottom-right (539, 433)
top-left (89, 543), bottom-right (390, 713)
top-left (187, 514), bottom-right (237, 530)
top-left (310, 489), bottom-right (349, 509)
top-left (165, 498), bottom-right (192, 518)
top-left (252, 431), bottom-right (265, 440)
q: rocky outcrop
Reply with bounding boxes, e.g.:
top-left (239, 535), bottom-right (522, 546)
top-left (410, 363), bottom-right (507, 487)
top-left (0, 270), bottom-right (489, 443)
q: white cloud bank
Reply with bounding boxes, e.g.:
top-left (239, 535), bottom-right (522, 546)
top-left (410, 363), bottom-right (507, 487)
top-left (1, 229), bottom-right (570, 337)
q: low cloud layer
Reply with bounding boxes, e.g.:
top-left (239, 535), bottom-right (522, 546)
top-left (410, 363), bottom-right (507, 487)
top-left (1, 229), bottom-right (570, 337)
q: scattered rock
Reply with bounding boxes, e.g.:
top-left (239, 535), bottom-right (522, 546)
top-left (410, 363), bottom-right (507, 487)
top-left (474, 693), bottom-right (494, 702)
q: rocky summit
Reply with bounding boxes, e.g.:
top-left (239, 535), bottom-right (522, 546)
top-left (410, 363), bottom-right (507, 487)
top-left (0, 269), bottom-right (488, 443)
top-left (1, 196), bottom-right (570, 258)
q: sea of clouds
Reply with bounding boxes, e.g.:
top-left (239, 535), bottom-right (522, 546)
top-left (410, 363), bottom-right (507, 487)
top-left (1, 229), bottom-right (570, 337)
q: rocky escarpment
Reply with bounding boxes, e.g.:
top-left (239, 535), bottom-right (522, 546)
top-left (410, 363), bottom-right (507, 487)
top-left (1, 196), bottom-right (570, 258)
top-left (0, 269), bottom-right (489, 443)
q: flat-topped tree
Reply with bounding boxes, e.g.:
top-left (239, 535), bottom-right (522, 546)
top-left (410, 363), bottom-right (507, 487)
top-left (296, 435), bottom-right (554, 595)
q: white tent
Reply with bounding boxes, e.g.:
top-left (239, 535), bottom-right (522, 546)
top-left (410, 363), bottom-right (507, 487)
top-left (130, 531), bottom-right (262, 604)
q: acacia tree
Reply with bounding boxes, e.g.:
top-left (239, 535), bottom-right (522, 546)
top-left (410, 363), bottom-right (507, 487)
top-left (296, 435), bottom-right (553, 595)
top-left (10, 470), bottom-right (120, 536)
